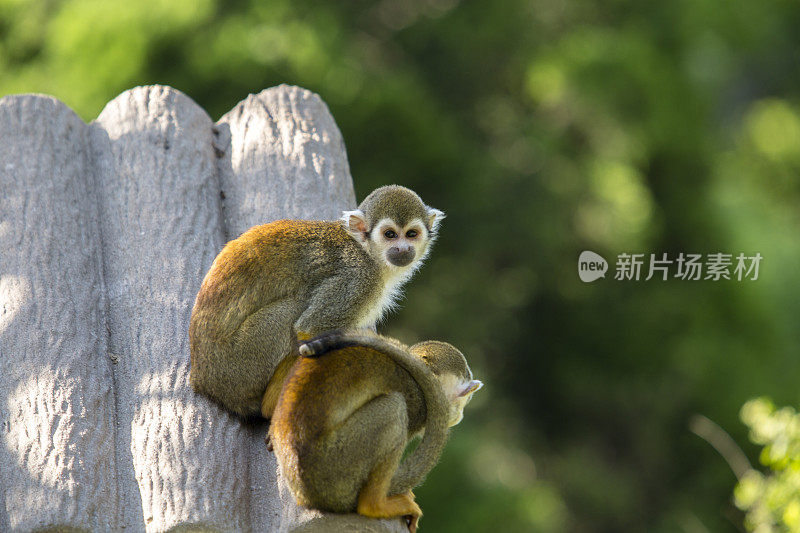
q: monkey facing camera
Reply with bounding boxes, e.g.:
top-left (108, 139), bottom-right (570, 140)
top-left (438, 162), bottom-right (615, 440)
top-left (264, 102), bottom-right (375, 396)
top-left (270, 330), bottom-right (482, 532)
top-left (189, 185), bottom-right (444, 419)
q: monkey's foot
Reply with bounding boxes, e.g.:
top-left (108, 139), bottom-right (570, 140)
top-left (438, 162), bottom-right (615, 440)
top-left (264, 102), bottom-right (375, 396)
top-left (403, 490), bottom-right (418, 533)
top-left (263, 433), bottom-right (274, 452)
top-left (357, 491), bottom-right (422, 525)
top-left (404, 513), bottom-right (420, 533)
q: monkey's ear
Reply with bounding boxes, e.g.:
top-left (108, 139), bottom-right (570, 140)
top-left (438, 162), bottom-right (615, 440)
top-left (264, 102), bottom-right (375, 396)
top-left (459, 379), bottom-right (483, 397)
top-left (341, 209), bottom-right (369, 243)
top-left (427, 208), bottom-right (445, 234)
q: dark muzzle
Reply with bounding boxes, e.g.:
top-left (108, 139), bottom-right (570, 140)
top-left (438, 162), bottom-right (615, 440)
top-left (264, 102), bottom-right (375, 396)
top-left (387, 246), bottom-right (415, 267)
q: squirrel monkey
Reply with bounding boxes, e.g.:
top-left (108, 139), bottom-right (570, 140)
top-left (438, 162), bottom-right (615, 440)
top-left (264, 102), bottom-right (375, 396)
top-left (270, 331), bottom-right (482, 532)
top-left (189, 185), bottom-right (444, 418)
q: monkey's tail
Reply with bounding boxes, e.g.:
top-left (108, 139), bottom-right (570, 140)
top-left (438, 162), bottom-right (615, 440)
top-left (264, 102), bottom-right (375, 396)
top-left (297, 329), bottom-right (354, 357)
top-left (298, 330), bottom-right (450, 495)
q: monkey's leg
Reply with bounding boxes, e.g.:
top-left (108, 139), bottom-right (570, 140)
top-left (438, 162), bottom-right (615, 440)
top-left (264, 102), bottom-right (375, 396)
top-left (223, 300), bottom-right (299, 417)
top-left (260, 353), bottom-right (299, 419)
top-left (340, 394), bottom-right (421, 524)
top-left (359, 489), bottom-right (421, 528)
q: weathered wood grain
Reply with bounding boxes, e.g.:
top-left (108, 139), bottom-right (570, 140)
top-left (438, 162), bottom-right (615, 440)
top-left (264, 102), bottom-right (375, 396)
top-left (0, 85), bottom-right (407, 532)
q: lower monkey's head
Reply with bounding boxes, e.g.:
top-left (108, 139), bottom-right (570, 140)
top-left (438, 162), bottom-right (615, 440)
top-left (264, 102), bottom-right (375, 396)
top-left (409, 341), bottom-right (482, 427)
top-left (342, 185), bottom-right (444, 273)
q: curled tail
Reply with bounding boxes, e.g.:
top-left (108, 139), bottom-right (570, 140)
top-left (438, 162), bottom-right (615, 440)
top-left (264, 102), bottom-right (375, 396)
top-left (298, 329), bottom-right (357, 357)
top-left (298, 330), bottom-right (450, 495)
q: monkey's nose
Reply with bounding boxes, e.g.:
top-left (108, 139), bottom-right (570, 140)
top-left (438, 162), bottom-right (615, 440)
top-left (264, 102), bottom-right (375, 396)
top-left (387, 246), bottom-right (415, 267)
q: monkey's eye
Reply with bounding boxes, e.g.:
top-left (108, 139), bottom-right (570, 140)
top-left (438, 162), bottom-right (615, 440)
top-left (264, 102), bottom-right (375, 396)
top-left (384, 229), bottom-right (397, 239)
top-left (406, 230), bottom-right (418, 238)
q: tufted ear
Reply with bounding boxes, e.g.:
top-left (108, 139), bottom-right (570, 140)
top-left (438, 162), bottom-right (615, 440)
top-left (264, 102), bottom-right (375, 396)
top-left (341, 209), bottom-right (369, 243)
top-left (427, 207), bottom-right (445, 234)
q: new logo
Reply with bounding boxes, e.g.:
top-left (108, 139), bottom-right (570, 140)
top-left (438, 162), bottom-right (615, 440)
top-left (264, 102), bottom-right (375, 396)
top-left (578, 251), bottom-right (608, 282)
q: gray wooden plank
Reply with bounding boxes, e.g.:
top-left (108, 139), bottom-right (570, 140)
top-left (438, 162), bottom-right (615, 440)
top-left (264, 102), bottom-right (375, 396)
top-left (0, 94), bottom-right (118, 531)
top-left (0, 84), bottom-right (404, 533)
top-left (217, 85), bottom-right (405, 533)
top-left (92, 85), bottom-right (250, 532)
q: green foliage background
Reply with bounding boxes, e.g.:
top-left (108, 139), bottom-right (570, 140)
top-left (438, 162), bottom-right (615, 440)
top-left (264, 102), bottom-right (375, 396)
top-left (736, 398), bottom-right (800, 532)
top-left (2, 0), bottom-right (799, 530)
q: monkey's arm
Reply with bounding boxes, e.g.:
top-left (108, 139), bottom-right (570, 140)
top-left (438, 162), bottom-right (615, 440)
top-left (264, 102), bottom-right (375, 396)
top-left (294, 275), bottom-right (370, 335)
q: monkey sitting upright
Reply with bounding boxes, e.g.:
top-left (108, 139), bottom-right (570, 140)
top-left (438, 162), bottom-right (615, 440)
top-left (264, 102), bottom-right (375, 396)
top-left (270, 331), bottom-right (482, 532)
top-left (189, 185), bottom-right (444, 418)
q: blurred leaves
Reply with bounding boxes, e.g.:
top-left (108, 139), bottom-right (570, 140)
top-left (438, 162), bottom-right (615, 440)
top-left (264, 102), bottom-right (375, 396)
top-left (736, 398), bottom-right (800, 532)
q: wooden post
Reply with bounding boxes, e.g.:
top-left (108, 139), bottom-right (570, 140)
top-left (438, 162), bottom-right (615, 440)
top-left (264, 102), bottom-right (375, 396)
top-left (0, 85), bottom-right (406, 532)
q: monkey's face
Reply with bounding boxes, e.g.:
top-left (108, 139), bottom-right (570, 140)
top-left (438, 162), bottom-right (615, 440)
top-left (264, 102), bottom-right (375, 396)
top-left (342, 192), bottom-right (444, 274)
top-left (369, 217), bottom-right (430, 269)
top-left (438, 373), bottom-right (483, 427)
